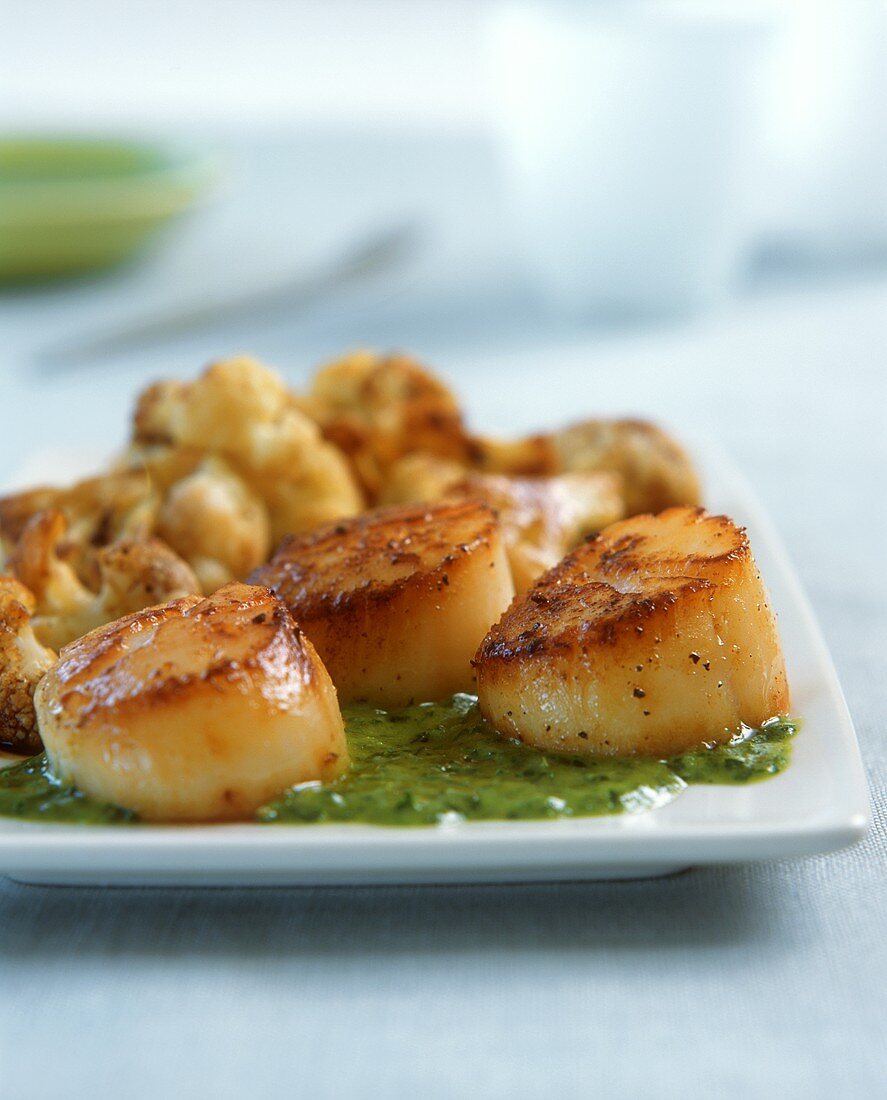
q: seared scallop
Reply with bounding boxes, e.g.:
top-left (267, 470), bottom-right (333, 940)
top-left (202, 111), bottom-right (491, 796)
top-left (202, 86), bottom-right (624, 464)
top-left (475, 507), bottom-right (789, 756)
top-left (34, 583), bottom-right (347, 821)
top-left (250, 500), bottom-right (515, 707)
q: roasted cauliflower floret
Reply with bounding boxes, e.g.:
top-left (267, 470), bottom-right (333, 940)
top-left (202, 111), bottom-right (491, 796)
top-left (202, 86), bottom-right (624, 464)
top-left (551, 418), bottom-right (701, 516)
top-left (127, 356), bottom-right (363, 545)
top-left (0, 487), bottom-right (62, 563)
top-left (133, 358), bottom-right (290, 455)
top-left (243, 401), bottom-right (363, 542)
top-left (0, 470), bottom-right (159, 589)
top-left (8, 510), bottom-right (198, 650)
top-left (0, 577), bottom-right (57, 754)
top-left (466, 433), bottom-right (559, 478)
top-left (157, 457), bottom-right (271, 592)
top-left (6, 512), bottom-right (94, 645)
top-left (304, 349), bottom-right (472, 501)
top-left (86, 538), bottom-right (200, 632)
top-left (467, 420), bottom-right (699, 517)
top-left (378, 453), bottom-right (469, 506)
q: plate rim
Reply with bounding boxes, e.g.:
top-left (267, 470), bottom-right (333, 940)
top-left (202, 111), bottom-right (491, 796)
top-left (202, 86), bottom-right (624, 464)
top-left (0, 437), bottom-right (871, 883)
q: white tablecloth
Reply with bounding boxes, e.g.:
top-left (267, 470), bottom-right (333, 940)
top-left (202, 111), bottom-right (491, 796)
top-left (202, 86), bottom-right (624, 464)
top-left (0, 131), bottom-right (884, 1100)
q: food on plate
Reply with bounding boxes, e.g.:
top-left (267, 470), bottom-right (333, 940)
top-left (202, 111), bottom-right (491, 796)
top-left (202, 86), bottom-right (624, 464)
top-left (0, 577), bottom-right (57, 754)
top-left (0, 353), bottom-right (699, 607)
top-left (446, 472), bottom-right (623, 592)
top-left (0, 345), bottom-right (796, 830)
top-left (257, 695), bottom-right (795, 825)
top-left (381, 454), bottom-right (624, 592)
top-left (0, 469), bottom-right (159, 590)
top-left (155, 456), bottom-right (271, 592)
top-left (33, 583), bottom-right (348, 822)
top-left (378, 452), bottom-right (470, 505)
top-left (125, 355), bottom-right (364, 547)
top-left (453, 472), bottom-right (622, 593)
top-left (551, 418), bottom-right (701, 515)
top-left (467, 432), bottom-right (557, 479)
top-left (0, 358), bottom-right (365, 599)
top-left (250, 499), bottom-right (515, 707)
top-left (472, 418), bottom-right (701, 516)
top-left (6, 509), bottom-right (198, 650)
top-left (475, 506), bottom-right (788, 756)
top-left (303, 349), bottom-right (472, 501)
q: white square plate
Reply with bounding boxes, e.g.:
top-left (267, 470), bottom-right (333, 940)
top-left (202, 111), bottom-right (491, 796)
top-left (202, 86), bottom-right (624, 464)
top-left (0, 441), bottom-right (869, 885)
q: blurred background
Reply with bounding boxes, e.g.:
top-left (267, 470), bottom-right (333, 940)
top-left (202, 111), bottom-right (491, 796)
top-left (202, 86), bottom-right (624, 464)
top-left (2, 0), bottom-right (886, 487)
top-left (3, 10), bottom-right (885, 1095)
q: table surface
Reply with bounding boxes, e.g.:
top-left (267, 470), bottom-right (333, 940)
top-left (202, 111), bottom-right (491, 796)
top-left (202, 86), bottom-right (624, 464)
top-left (1, 130), bottom-right (884, 1099)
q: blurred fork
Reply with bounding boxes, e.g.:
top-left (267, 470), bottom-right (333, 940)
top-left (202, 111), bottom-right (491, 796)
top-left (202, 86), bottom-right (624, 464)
top-left (35, 220), bottom-right (420, 372)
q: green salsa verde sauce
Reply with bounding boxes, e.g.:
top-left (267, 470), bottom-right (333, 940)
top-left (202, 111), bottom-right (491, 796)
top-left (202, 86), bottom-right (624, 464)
top-left (0, 695), bottom-right (796, 826)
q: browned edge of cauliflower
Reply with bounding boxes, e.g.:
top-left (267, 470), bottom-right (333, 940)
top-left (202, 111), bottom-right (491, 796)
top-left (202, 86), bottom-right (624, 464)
top-left (7, 510), bottom-right (199, 650)
top-left (0, 576), bottom-right (56, 754)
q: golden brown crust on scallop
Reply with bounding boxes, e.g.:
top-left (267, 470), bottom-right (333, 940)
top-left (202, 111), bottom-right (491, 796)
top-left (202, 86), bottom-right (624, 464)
top-left (478, 575), bottom-right (715, 661)
top-left (443, 471), bottom-right (625, 593)
top-left (251, 499), bottom-right (515, 707)
top-left (46, 584), bottom-right (316, 726)
top-left (477, 507), bottom-right (761, 663)
top-left (251, 499), bottom-right (501, 620)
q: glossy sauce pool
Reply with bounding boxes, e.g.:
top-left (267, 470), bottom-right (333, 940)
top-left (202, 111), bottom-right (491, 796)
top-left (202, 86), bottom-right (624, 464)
top-left (0, 695), bottom-right (795, 825)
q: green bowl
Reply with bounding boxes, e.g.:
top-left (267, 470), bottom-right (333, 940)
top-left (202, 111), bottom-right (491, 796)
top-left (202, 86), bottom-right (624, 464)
top-left (0, 136), bottom-right (216, 281)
